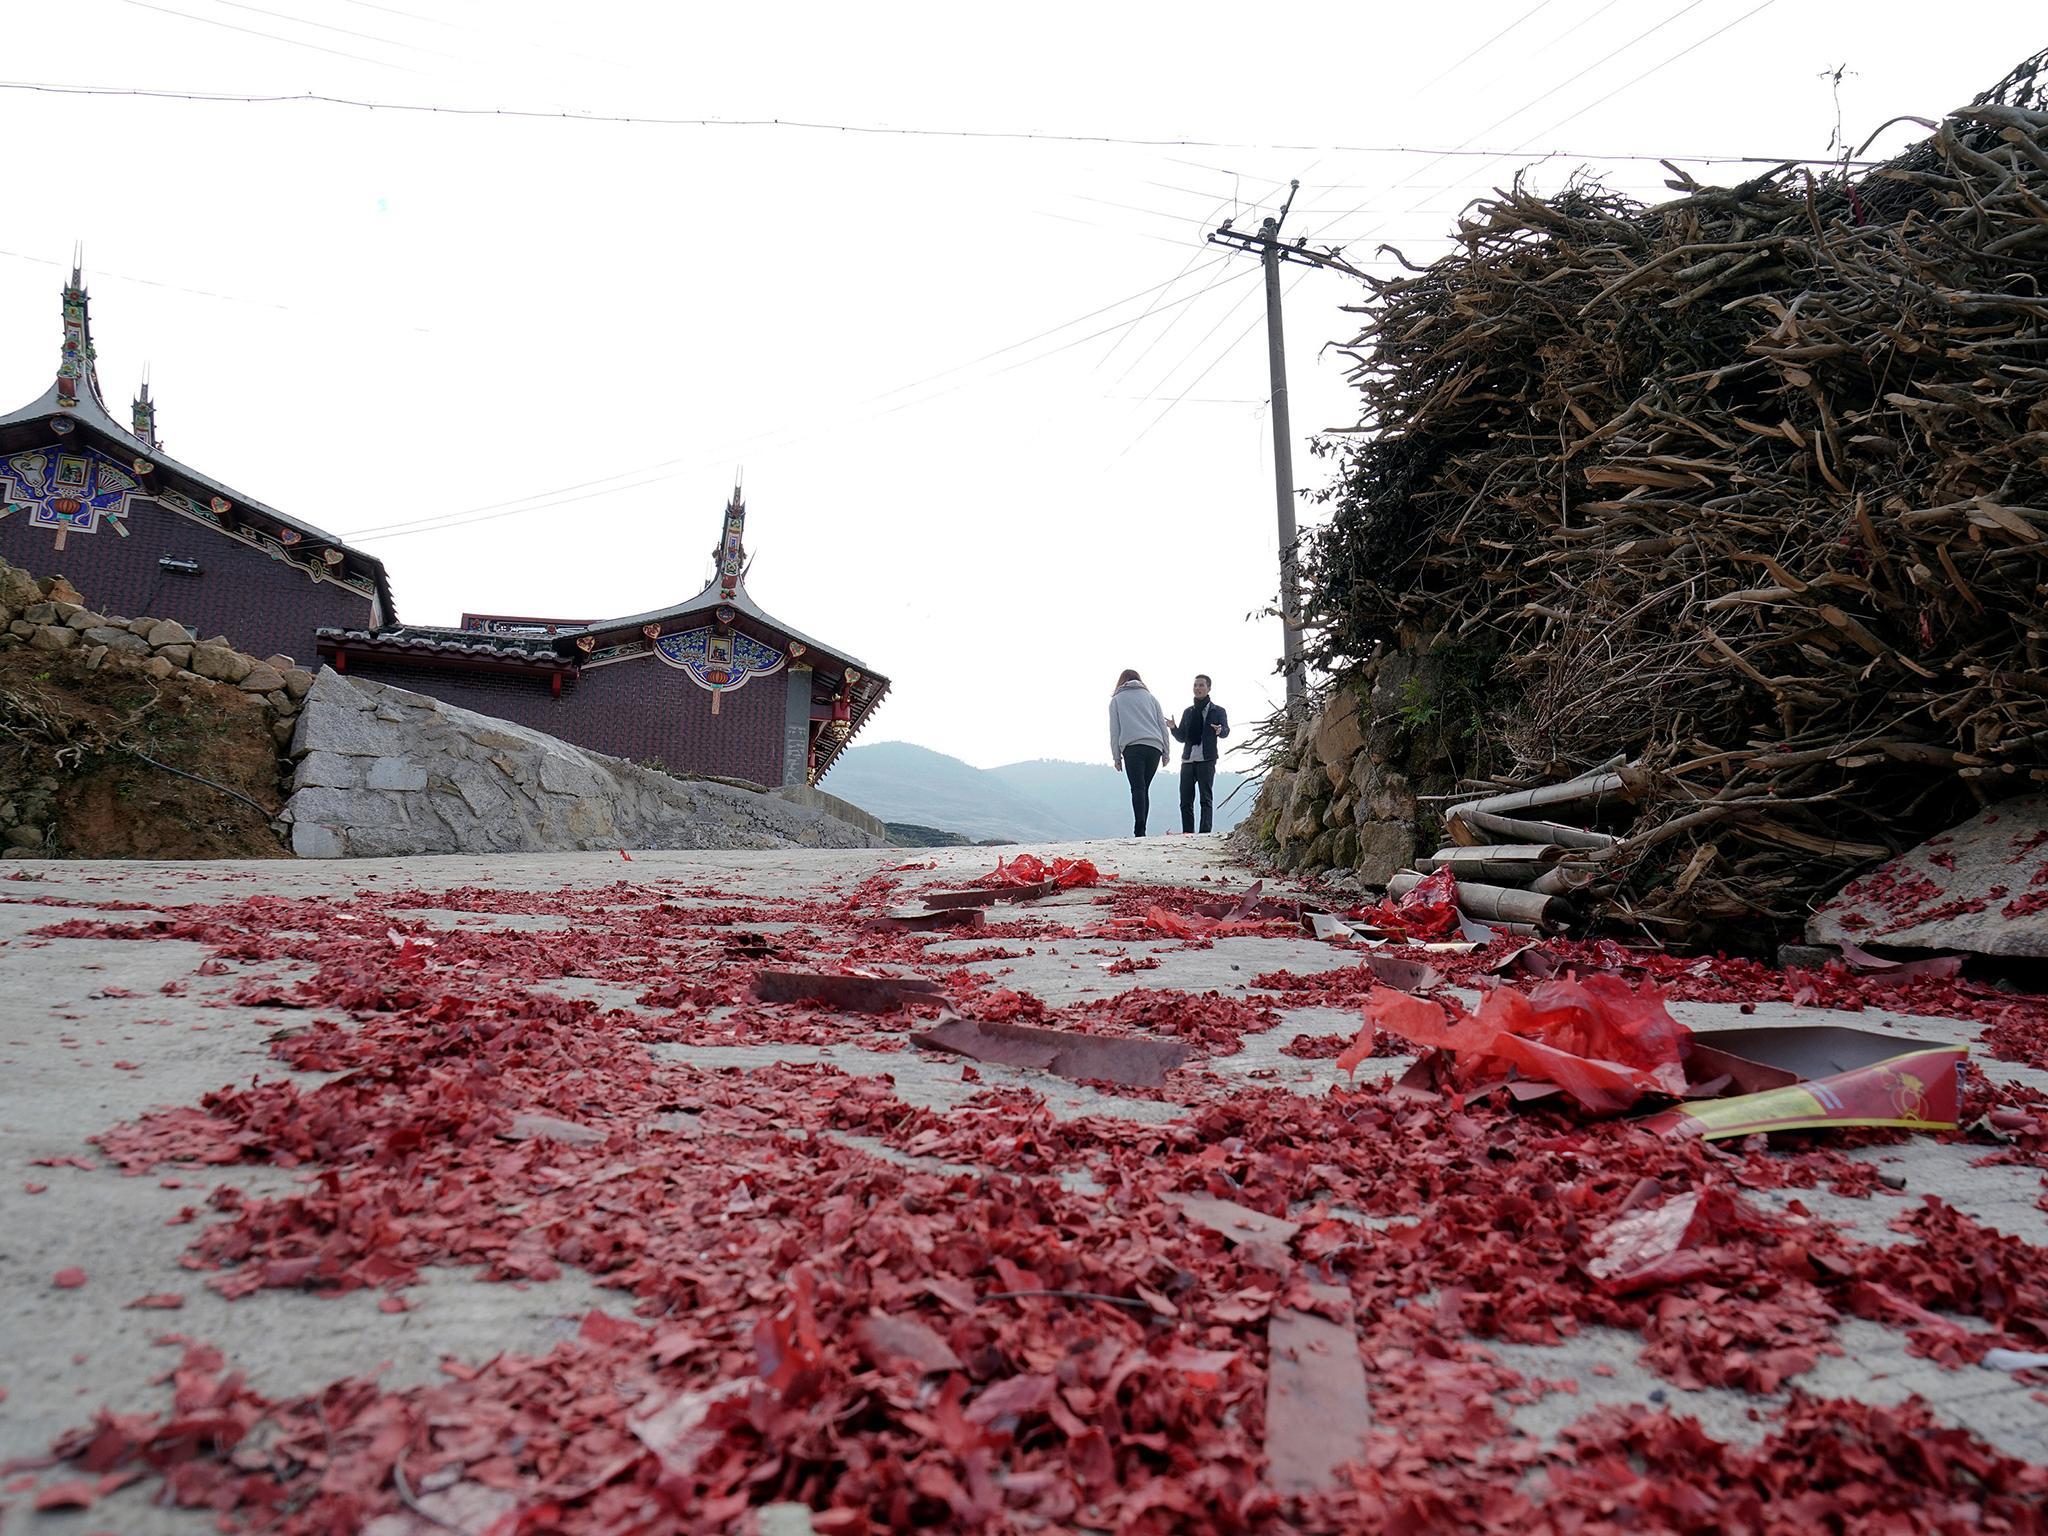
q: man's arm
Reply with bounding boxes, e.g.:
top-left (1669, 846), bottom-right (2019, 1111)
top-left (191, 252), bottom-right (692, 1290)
top-left (1212, 705), bottom-right (1230, 740)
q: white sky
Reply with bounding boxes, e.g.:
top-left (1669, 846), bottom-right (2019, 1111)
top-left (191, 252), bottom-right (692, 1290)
top-left (0, 3), bottom-right (2031, 768)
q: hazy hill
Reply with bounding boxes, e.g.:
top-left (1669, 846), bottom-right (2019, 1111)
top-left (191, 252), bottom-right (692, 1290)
top-left (988, 758), bottom-right (1255, 838)
top-left (822, 742), bottom-right (1085, 844)
top-left (826, 742), bottom-right (1255, 843)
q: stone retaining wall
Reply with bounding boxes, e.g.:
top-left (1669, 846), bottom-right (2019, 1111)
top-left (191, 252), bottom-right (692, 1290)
top-left (0, 558), bottom-right (310, 856)
top-left (284, 670), bottom-right (885, 857)
top-left (769, 782), bottom-right (890, 841)
top-left (1241, 652), bottom-right (1470, 888)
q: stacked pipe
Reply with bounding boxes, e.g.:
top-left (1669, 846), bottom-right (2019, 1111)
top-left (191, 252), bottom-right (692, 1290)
top-left (1383, 765), bottom-right (1631, 935)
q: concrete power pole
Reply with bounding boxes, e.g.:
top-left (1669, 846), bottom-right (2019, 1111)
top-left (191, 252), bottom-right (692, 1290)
top-left (1210, 182), bottom-right (1370, 722)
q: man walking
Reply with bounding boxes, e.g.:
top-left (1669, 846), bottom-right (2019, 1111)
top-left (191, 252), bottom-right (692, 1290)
top-left (1172, 674), bottom-right (1230, 834)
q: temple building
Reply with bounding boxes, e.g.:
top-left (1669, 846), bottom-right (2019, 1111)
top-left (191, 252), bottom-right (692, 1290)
top-left (0, 271), bottom-right (393, 663)
top-left (1, 274), bottom-right (888, 786)
top-left (318, 490), bottom-right (890, 786)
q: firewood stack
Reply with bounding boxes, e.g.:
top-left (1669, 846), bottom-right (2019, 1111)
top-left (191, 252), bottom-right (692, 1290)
top-left (1384, 764), bottom-right (1629, 935)
top-left (1303, 51), bottom-right (2048, 941)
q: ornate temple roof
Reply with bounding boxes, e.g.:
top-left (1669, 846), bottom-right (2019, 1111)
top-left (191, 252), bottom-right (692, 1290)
top-left (0, 269), bottom-right (396, 622)
top-left (551, 489), bottom-right (873, 673)
top-left (317, 489), bottom-right (891, 782)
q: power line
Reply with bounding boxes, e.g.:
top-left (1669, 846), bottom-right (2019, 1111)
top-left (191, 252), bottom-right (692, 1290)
top-left (1033, 210), bottom-right (1200, 249)
top-left (1120, 282), bottom-right (1288, 456)
top-left (1405, 0), bottom-right (1558, 98)
top-left (1094, 179), bottom-right (1282, 375)
top-left (0, 78), bottom-right (1897, 165)
top-left (1303, 0), bottom-right (1751, 244)
top-left (1341, 0), bottom-right (1786, 253)
top-left (1465, 0), bottom-right (1712, 146)
top-left (354, 268), bottom-right (1264, 543)
top-left (1510, 0), bottom-right (1783, 155)
top-left (1107, 259), bottom-right (1252, 390)
top-left (202, 0), bottom-right (453, 56)
top-left (106, 0), bottom-right (416, 71)
top-left (338, 0), bottom-right (462, 26)
top-left (339, 260), bottom-right (1256, 540)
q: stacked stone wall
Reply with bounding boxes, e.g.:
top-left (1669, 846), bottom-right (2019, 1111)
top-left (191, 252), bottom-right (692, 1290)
top-left (1241, 652), bottom-right (1478, 889)
top-left (0, 557), bottom-right (311, 856)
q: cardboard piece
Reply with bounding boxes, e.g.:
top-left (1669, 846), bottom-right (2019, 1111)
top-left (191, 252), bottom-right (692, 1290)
top-left (752, 971), bottom-right (949, 1013)
top-left (920, 881), bottom-right (1059, 909)
top-left (1645, 1024), bottom-right (1967, 1140)
top-left (914, 1017), bottom-right (1190, 1089)
top-left (1265, 1282), bottom-right (1370, 1495)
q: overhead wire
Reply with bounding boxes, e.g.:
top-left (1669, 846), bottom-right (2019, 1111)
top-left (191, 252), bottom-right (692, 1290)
top-left (201, 0), bottom-right (454, 56)
top-left (1300, 0), bottom-right (1716, 244)
top-left (1404, 0), bottom-right (1558, 99)
top-left (106, 0), bottom-right (417, 71)
top-left (352, 270), bottom-right (1266, 542)
top-left (338, 260), bottom-right (1257, 540)
top-left (0, 79), bottom-right (1897, 164)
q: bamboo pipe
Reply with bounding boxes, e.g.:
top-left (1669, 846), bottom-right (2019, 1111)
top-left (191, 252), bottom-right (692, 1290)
top-left (1385, 868), bottom-right (1560, 926)
top-left (1530, 863), bottom-right (1603, 896)
top-left (1446, 808), bottom-right (1619, 850)
top-left (1426, 844), bottom-right (1565, 884)
top-left (1452, 769), bottom-right (1631, 819)
top-left (1443, 880), bottom-right (1560, 926)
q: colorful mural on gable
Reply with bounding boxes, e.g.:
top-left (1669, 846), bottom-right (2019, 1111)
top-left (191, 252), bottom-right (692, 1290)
top-left (0, 446), bottom-right (142, 550)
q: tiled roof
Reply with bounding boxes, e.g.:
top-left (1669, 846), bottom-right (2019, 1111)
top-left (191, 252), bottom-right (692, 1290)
top-left (315, 626), bottom-right (575, 670)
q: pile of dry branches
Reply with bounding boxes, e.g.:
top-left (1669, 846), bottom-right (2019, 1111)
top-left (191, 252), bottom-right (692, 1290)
top-left (1304, 52), bottom-right (2048, 936)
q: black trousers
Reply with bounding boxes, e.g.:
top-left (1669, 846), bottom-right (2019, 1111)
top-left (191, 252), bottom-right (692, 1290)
top-left (1122, 745), bottom-right (1162, 835)
top-left (1180, 758), bottom-right (1217, 833)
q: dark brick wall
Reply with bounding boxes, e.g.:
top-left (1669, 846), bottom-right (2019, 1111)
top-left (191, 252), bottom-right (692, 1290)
top-left (344, 653), bottom-right (790, 785)
top-left (1, 494), bottom-right (377, 665)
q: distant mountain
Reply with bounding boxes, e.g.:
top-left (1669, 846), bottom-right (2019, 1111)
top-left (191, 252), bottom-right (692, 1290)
top-left (822, 742), bottom-right (1086, 844)
top-left (988, 758), bottom-right (1255, 838)
top-left (825, 742), bottom-right (1256, 844)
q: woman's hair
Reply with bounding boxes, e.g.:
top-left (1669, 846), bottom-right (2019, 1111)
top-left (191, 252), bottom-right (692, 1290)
top-left (1115, 669), bottom-right (1142, 689)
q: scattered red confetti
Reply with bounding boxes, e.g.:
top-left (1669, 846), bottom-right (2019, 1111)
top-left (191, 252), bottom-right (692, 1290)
top-left (32, 1478), bottom-right (97, 1511)
top-left (16, 868), bottom-right (2048, 1533)
top-left (51, 1268), bottom-right (88, 1289)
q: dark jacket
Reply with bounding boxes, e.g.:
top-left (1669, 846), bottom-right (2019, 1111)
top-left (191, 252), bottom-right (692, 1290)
top-left (1171, 699), bottom-right (1229, 762)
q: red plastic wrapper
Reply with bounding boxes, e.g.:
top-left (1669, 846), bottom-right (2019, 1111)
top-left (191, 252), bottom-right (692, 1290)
top-left (1349, 975), bottom-right (1692, 1113)
top-left (1349, 866), bottom-right (1462, 940)
top-left (981, 854), bottom-right (1102, 890)
top-left (1584, 1188), bottom-right (1735, 1293)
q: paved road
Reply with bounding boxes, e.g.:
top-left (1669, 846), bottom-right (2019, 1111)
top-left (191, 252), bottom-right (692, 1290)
top-left (1, 839), bottom-right (2043, 1531)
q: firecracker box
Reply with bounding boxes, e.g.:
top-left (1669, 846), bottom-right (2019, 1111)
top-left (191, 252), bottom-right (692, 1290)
top-left (1643, 1024), bottom-right (1967, 1140)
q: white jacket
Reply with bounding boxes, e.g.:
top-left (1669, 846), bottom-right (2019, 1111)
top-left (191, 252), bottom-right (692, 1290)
top-left (1108, 680), bottom-right (1172, 763)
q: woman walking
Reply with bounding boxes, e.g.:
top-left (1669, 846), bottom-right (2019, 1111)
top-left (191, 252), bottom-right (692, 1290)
top-left (1109, 669), bottom-right (1173, 837)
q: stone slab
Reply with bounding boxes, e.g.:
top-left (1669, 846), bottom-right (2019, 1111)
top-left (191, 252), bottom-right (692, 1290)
top-left (1809, 796), bottom-right (2048, 958)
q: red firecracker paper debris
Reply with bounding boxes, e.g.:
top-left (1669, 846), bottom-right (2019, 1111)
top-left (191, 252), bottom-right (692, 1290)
top-left (17, 865), bottom-right (2048, 1535)
top-left (1352, 977), bottom-right (1691, 1113)
top-left (1346, 865), bottom-right (1462, 940)
top-left (980, 854), bottom-right (1101, 890)
top-left (1584, 1188), bottom-right (1739, 1293)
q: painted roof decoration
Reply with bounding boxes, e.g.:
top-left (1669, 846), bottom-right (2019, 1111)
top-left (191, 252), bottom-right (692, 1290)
top-left (0, 267), bottom-right (396, 622)
top-left (131, 377), bottom-right (158, 450)
top-left (318, 488), bottom-right (891, 781)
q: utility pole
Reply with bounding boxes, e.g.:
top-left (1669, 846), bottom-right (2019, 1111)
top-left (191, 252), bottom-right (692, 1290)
top-left (1209, 182), bottom-right (1371, 721)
